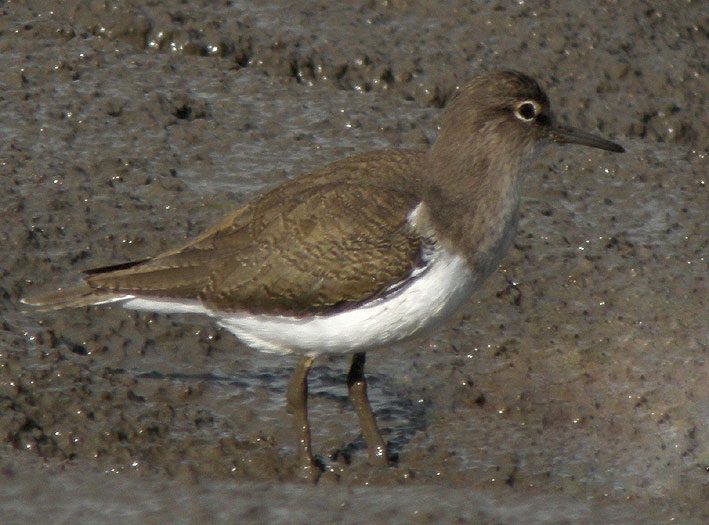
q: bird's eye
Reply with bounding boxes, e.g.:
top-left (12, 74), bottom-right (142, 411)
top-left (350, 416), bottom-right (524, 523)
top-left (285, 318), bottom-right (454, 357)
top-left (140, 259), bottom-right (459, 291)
top-left (515, 101), bottom-right (538, 122)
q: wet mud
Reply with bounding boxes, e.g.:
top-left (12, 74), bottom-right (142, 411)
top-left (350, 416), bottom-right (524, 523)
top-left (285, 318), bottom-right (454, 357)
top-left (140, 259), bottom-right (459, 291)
top-left (1, 1), bottom-right (707, 522)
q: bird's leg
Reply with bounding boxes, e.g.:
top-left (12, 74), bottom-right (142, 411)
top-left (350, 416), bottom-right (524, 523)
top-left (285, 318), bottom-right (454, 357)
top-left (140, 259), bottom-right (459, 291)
top-left (286, 356), bottom-right (319, 481)
top-left (347, 352), bottom-right (388, 466)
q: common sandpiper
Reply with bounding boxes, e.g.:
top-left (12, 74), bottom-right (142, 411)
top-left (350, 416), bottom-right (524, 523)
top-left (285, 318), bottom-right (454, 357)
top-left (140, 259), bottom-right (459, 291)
top-left (22, 70), bottom-right (624, 481)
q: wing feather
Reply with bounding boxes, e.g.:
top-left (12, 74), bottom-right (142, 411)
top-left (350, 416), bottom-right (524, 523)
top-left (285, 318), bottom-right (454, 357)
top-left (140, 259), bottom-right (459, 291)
top-left (82, 150), bottom-right (427, 315)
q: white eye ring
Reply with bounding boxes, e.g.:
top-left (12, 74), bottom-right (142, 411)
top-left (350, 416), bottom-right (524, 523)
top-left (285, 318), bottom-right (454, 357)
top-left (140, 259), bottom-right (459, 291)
top-left (514, 100), bottom-right (540, 122)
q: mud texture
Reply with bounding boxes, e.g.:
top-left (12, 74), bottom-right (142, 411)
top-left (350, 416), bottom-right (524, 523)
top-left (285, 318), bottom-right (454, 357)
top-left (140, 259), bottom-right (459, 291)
top-left (1, 1), bottom-right (707, 523)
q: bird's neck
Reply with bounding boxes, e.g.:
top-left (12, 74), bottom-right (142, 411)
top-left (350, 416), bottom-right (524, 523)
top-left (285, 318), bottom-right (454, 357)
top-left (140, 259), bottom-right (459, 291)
top-left (421, 131), bottom-right (530, 275)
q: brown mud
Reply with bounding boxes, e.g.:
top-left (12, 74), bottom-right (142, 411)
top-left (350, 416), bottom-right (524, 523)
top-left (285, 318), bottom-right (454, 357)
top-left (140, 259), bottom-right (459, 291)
top-left (0, 1), bottom-right (707, 523)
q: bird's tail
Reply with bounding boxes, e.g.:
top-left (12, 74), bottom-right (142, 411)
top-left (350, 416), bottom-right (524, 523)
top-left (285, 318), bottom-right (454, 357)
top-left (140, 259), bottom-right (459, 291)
top-left (20, 284), bottom-right (123, 311)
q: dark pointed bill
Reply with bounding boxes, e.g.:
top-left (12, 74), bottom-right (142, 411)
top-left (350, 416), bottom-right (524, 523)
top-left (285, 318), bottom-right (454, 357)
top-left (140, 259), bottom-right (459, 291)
top-left (550, 124), bottom-right (625, 153)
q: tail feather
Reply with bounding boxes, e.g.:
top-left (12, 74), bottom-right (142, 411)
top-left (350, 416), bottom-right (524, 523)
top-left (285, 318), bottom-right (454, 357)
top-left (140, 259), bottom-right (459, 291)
top-left (20, 284), bottom-right (125, 311)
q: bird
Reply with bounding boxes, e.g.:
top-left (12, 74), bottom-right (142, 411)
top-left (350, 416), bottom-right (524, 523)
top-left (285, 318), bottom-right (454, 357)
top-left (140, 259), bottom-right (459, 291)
top-left (22, 70), bottom-right (624, 481)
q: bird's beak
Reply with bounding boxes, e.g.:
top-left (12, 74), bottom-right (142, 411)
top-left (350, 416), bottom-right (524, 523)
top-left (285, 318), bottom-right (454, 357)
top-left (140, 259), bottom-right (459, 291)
top-left (550, 124), bottom-right (625, 153)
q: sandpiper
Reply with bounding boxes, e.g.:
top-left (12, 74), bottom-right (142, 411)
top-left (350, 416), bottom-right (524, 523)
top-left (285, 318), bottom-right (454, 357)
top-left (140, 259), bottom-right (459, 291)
top-left (22, 70), bottom-right (624, 481)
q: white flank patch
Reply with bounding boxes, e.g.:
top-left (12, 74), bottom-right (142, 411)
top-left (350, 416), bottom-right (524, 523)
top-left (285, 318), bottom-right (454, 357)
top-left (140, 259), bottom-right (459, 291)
top-left (114, 202), bottom-right (479, 357)
top-left (216, 246), bottom-right (476, 356)
top-left (120, 296), bottom-right (209, 315)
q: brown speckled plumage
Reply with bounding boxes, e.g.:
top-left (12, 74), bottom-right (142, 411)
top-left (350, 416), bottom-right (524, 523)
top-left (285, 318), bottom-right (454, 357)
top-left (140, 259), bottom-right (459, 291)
top-left (23, 72), bottom-right (623, 318)
top-left (89, 150), bottom-right (426, 314)
top-left (22, 71), bottom-right (624, 479)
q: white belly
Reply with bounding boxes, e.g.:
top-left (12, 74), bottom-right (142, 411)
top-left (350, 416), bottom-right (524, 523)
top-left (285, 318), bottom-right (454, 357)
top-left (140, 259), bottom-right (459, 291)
top-left (216, 247), bottom-right (476, 356)
top-left (120, 246), bottom-right (477, 357)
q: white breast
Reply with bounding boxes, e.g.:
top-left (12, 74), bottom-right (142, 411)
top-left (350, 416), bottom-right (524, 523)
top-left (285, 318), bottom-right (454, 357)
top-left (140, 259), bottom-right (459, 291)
top-left (118, 202), bottom-right (478, 357)
top-left (214, 245), bottom-right (477, 356)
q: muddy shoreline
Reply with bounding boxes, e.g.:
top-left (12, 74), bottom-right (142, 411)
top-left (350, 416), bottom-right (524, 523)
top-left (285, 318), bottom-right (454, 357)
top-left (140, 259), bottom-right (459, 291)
top-left (1, 1), bottom-right (707, 522)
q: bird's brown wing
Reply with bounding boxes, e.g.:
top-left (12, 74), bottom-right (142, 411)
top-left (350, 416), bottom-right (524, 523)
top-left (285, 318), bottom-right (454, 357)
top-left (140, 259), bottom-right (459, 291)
top-left (84, 151), bottom-right (426, 315)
